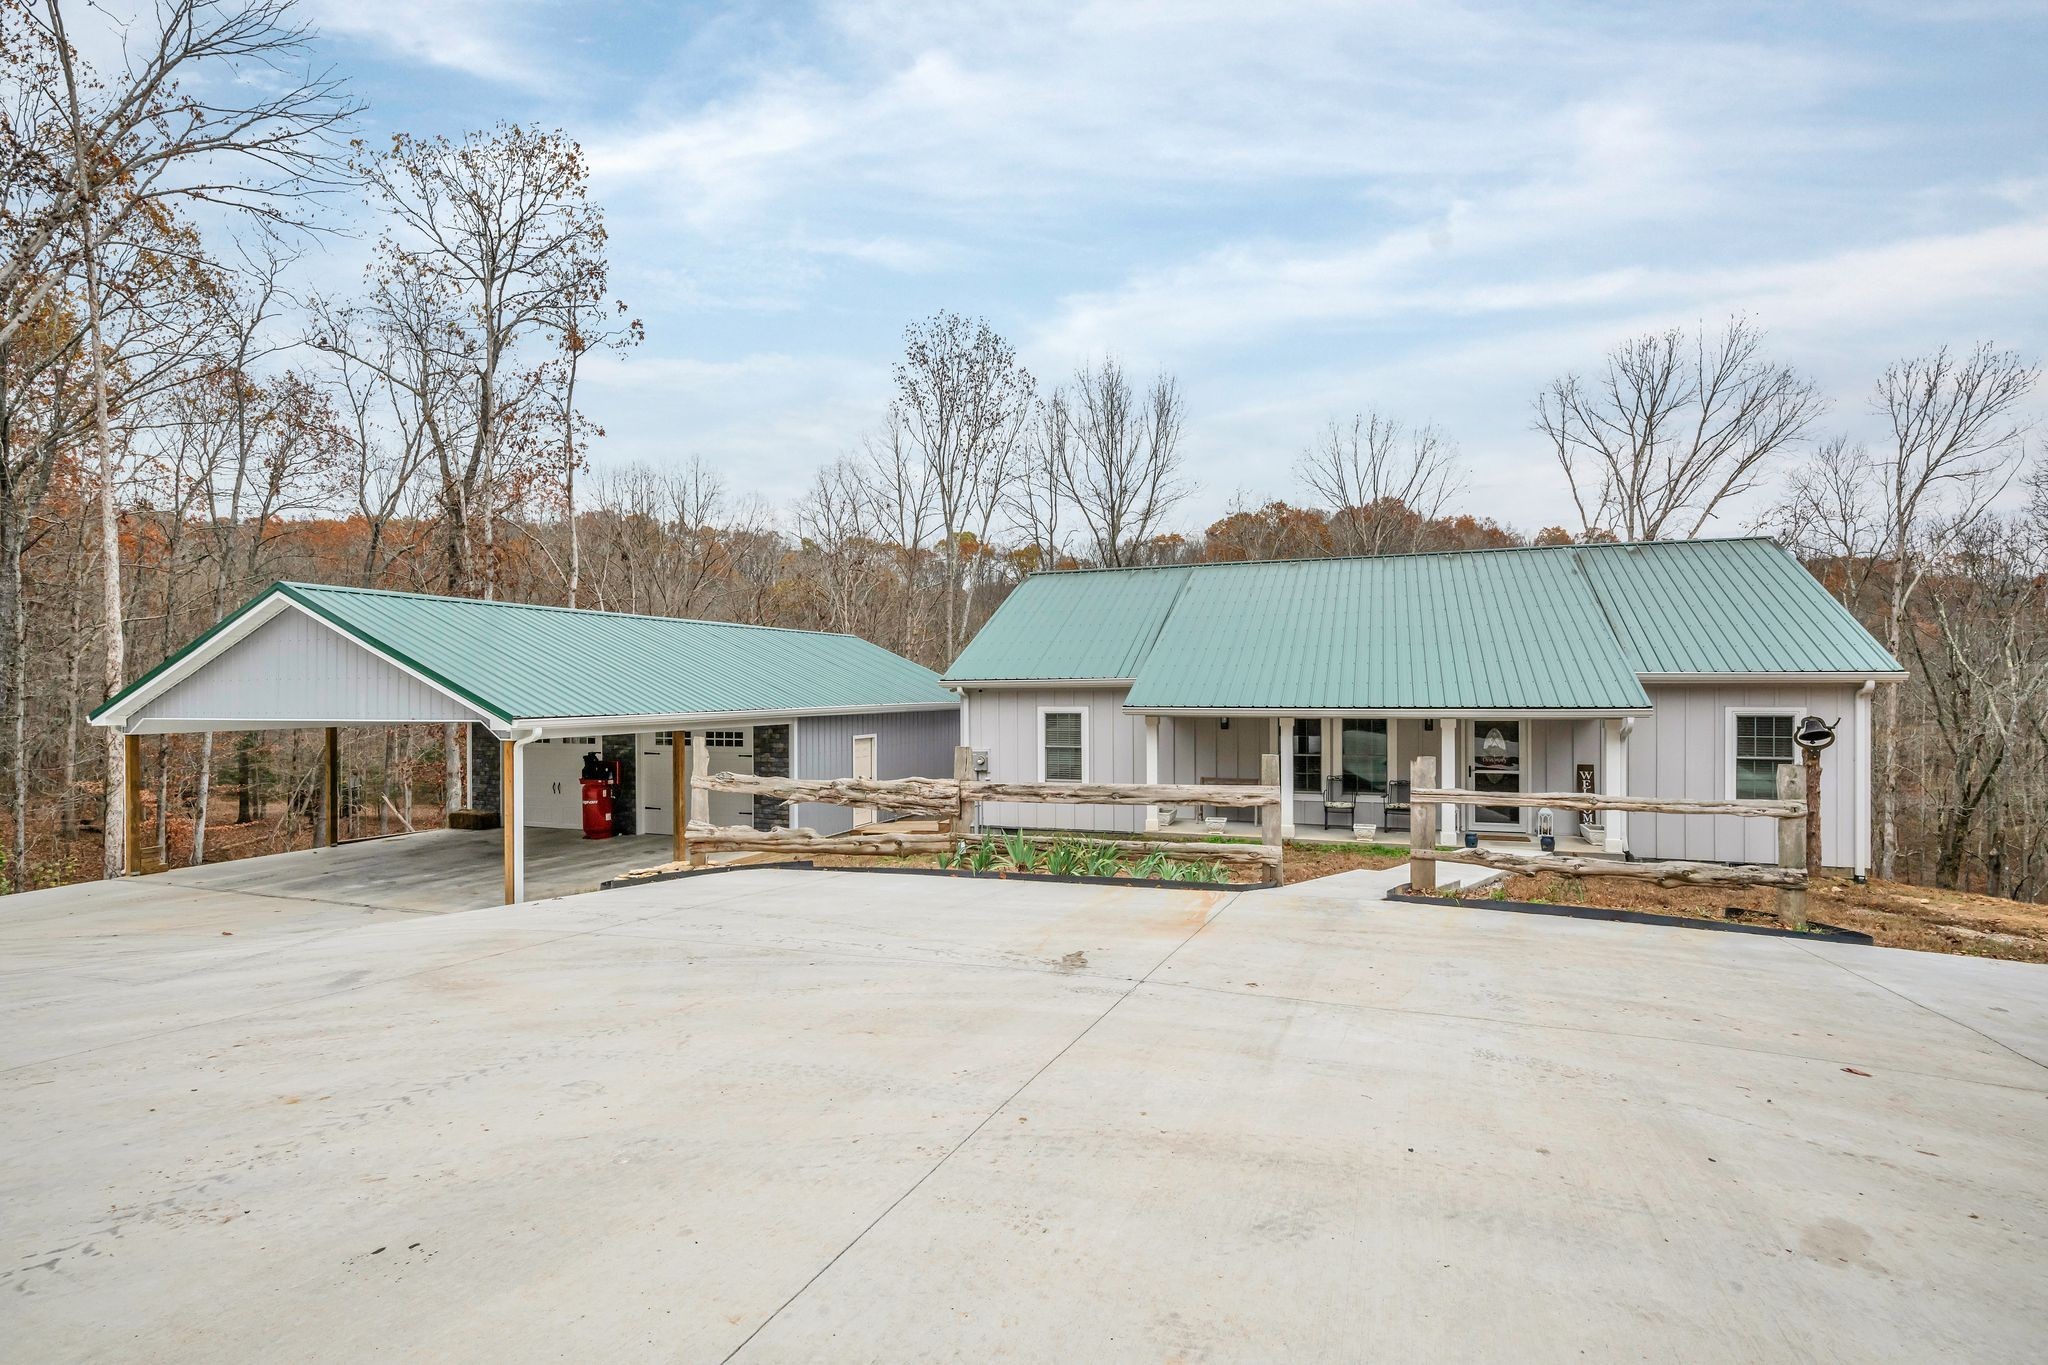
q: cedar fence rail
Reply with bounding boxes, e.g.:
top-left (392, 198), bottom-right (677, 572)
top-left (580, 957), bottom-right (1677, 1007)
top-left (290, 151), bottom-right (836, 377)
top-left (664, 742), bottom-right (1286, 884)
top-left (1405, 756), bottom-right (1812, 928)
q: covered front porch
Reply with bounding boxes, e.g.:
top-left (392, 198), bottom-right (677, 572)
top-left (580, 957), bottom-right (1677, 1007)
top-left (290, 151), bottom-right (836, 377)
top-left (1136, 711), bottom-right (1636, 855)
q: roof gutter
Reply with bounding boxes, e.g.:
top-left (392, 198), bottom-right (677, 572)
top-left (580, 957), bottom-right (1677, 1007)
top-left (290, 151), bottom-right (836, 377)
top-left (1124, 705), bottom-right (1654, 719)
top-left (514, 701), bottom-right (959, 737)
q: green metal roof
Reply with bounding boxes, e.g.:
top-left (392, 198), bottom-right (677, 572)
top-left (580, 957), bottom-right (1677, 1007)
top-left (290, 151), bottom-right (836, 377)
top-left (942, 563), bottom-right (1191, 683)
top-left (96, 582), bottom-right (957, 725)
top-left (943, 537), bottom-right (1902, 711)
top-left (1573, 538), bottom-right (1903, 675)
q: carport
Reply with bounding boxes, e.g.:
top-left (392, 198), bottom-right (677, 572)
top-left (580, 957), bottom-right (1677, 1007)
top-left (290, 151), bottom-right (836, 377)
top-left (89, 581), bottom-right (960, 903)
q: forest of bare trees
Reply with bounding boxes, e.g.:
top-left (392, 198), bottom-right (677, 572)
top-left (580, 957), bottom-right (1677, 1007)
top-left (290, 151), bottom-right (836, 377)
top-left (2, 0), bottom-right (2041, 901)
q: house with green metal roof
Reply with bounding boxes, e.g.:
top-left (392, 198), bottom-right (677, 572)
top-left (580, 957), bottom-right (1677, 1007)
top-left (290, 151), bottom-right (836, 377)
top-left (943, 538), bottom-right (1903, 875)
top-left (92, 582), bottom-right (960, 901)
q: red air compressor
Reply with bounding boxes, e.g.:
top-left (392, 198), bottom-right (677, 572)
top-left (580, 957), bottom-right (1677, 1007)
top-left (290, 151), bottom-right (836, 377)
top-left (579, 751), bottom-right (620, 840)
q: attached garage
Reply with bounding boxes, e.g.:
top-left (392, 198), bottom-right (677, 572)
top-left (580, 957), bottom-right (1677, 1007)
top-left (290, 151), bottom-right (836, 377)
top-left (91, 581), bottom-right (962, 903)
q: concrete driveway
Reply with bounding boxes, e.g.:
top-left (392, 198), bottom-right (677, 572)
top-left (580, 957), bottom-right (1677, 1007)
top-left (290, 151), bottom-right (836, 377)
top-left (3, 866), bottom-right (2044, 1362)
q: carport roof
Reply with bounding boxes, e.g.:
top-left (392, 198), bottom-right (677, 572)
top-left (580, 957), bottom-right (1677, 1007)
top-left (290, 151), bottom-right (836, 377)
top-left (92, 581), bottom-right (958, 730)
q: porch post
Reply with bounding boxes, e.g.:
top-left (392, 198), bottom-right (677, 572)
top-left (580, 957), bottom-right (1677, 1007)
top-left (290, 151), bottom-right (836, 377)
top-left (1602, 717), bottom-right (1628, 855)
top-left (1143, 715), bottom-right (1160, 832)
top-left (1276, 717), bottom-right (1295, 836)
top-left (1438, 718), bottom-right (1457, 840)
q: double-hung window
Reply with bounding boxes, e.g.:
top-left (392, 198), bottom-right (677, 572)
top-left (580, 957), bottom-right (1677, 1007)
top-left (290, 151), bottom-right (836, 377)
top-left (1732, 713), bottom-right (1797, 800)
top-left (1291, 719), bottom-right (1322, 793)
top-left (1041, 709), bottom-right (1086, 783)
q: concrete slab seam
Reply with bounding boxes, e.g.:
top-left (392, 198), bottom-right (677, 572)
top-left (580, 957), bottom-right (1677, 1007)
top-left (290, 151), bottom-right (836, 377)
top-left (1792, 941), bottom-right (2048, 1075)
top-left (718, 888), bottom-right (1248, 1363)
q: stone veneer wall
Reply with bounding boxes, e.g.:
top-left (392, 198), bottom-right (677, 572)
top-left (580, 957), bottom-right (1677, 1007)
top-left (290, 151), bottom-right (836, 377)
top-left (467, 724), bottom-right (500, 812)
top-left (752, 723), bottom-right (790, 831)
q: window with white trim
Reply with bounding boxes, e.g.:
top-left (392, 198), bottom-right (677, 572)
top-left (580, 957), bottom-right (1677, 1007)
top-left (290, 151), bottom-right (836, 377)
top-left (1041, 710), bottom-right (1086, 783)
top-left (1732, 713), bottom-right (1796, 800)
top-left (702, 729), bottom-right (746, 748)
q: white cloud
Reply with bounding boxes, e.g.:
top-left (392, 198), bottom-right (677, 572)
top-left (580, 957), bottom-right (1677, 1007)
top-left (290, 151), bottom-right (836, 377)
top-left (303, 0), bottom-right (557, 87)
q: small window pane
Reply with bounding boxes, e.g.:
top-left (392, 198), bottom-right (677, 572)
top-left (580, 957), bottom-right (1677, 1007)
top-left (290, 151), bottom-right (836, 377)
top-left (1044, 712), bottom-right (1083, 782)
top-left (1292, 719), bottom-right (1322, 792)
top-left (1340, 718), bottom-right (1387, 795)
top-left (1733, 714), bottom-right (1796, 799)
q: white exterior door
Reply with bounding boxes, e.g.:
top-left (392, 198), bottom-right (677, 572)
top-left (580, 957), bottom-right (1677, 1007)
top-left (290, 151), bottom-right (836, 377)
top-left (1466, 720), bottom-right (1525, 832)
top-left (638, 733), bottom-right (673, 835)
top-left (524, 738), bottom-right (594, 829)
top-left (703, 728), bottom-right (755, 828)
top-left (851, 734), bottom-right (878, 825)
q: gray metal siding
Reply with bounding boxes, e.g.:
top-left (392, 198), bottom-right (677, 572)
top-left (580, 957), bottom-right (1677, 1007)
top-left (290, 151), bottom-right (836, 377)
top-left (791, 707), bottom-right (960, 834)
top-left (962, 686), bottom-right (1149, 833)
top-left (1629, 682), bottom-right (1861, 867)
top-left (129, 607), bottom-right (487, 732)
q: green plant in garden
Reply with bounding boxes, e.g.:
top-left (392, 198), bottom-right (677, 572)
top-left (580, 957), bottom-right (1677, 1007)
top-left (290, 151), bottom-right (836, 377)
top-left (1078, 845), bottom-right (1123, 877)
top-left (1044, 841), bottom-right (1084, 877)
top-left (1194, 860), bottom-right (1229, 884)
top-left (1002, 832), bottom-right (1040, 872)
top-left (1134, 851), bottom-right (1171, 879)
top-left (966, 837), bottom-right (1004, 872)
top-left (935, 847), bottom-right (960, 869)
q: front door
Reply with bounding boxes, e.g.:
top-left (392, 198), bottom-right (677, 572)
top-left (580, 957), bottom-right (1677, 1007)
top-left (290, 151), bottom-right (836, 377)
top-left (851, 734), bottom-right (878, 826)
top-left (1466, 720), bottom-right (1524, 831)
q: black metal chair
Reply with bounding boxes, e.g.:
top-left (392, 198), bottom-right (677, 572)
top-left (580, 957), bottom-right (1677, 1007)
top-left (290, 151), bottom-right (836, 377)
top-left (1382, 779), bottom-right (1411, 833)
top-left (1323, 778), bottom-right (1356, 830)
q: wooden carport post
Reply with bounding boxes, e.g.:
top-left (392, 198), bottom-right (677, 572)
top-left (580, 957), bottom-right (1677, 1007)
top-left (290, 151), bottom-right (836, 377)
top-left (122, 733), bottom-right (144, 875)
top-left (321, 726), bottom-right (339, 849)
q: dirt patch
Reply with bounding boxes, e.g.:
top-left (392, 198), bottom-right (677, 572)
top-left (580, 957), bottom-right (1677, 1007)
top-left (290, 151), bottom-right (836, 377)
top-left (1280, 841), bottom-right (1408, 885)
top-left (1476, 871), bottom-right (2048, 964)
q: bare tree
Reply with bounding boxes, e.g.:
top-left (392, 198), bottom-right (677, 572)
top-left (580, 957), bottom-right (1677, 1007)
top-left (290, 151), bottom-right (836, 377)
top-left (793, 457), bottom-right (882, 635)
top-left (3, 0), bottom-right (356, 349)
top-left (892, 312), bottom-right (1034, 655)
top-left (350, 123), bottom-right (605, 598)
top-left (1296, 410), bottom-right (1462, 556)
top-left (1058, 357), bottom-right (1187, 567)
top-left (1006, 388), bottom-right (1071, 573)
top-left (1537, 316), bottom-right (1825, 541)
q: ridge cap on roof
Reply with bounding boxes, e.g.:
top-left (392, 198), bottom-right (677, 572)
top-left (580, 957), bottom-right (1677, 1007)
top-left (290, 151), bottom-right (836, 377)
top-left (279, 581), bottom-right (869, 642)
top-left (1025, 535), bottom-right (1780, 577)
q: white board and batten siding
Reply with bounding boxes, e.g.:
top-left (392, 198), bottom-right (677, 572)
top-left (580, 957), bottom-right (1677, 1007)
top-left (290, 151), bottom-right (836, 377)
top-left (1629, 682), bottom-right (1865, 869)
top-left (791, 707), bottom-right (962, 835)
top-left (123, 607), bottom-right (486, 734)
top-left (961, 686), bottom-right (1156, 833)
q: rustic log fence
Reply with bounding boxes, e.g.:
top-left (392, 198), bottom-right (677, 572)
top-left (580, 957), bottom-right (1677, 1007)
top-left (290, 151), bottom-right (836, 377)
top-left (1405, 756), bottom-right (1812, 927)
top-left (668, 744), bottom-right (1286, 884)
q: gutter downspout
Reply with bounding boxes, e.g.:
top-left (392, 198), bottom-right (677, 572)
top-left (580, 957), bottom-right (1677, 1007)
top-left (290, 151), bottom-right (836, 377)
top-left (1854, 680), bottom-right (1876, 883)
top-left (507, 728), bottom-right (540, 904)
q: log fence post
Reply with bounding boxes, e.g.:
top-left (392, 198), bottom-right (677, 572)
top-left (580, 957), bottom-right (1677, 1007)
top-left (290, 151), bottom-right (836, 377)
top-left (684, 732), bottom-right (700, 871)
top-left (1260, 753), bottom-right (1283, 885)
top-left (952, 745), bottom-right (974, 843)
top-left (684, 737), bottom-right (706, 868)
top-left (1775, 763), bottom-right (1807, 930)
top-left (1409, 755), bottom-right (1437, 893)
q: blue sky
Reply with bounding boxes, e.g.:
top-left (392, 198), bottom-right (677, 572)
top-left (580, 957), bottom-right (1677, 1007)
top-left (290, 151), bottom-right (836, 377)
top-left (296, 0), bottom-right (2048, 532)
